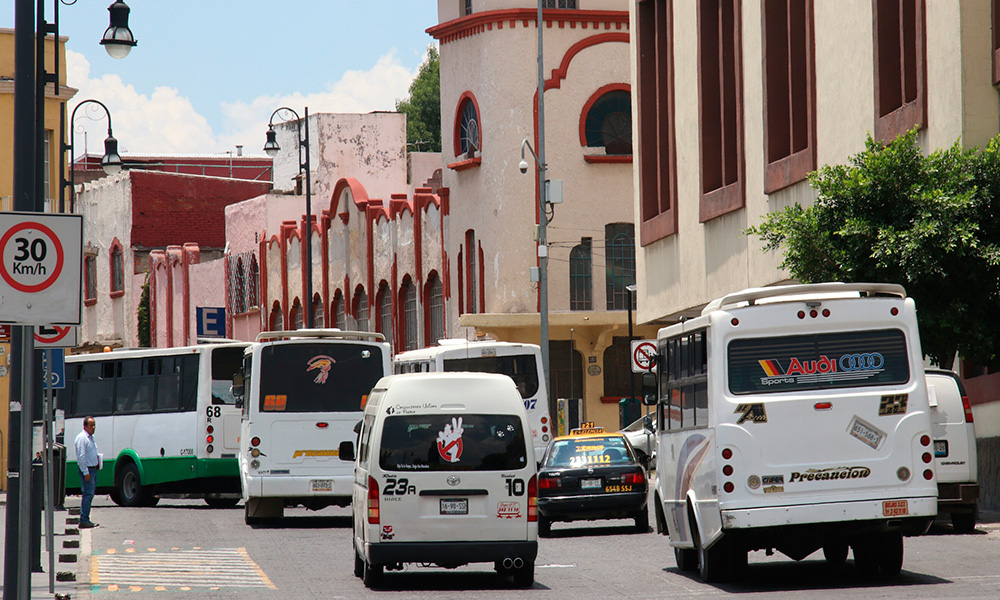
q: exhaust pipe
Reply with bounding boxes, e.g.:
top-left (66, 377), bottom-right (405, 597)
top-left (513, 557), bottom-right (524, 569)
top-left (502, 558), bottom-right (514, 569)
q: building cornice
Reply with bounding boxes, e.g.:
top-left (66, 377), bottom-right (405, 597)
top-left (427, 9), bottom-right (628, 45)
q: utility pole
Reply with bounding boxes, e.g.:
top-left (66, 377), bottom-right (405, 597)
top-left (536, 0), bottom-right (552, 422)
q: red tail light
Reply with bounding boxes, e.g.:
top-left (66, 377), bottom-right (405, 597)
top-left (367, 476), bottom-right (380, 524)
top-left (527, 474), bottom-right (538, 522)
top-left (251, 437), bottom-right (260, 447)
top-left (961, 396), bottom-right (974, 423)
top-left (206, 435), bottom-right (214, 444)
top-left (624, 471), bottom-right (645, 485)
top-left (538, 475), bottom-right (562, 489)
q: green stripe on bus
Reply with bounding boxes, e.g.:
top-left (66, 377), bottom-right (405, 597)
top-left (66, 457), bottom-right (238, 490)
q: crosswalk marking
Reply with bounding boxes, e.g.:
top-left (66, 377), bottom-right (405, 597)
top-left (92, 547), bottom-right (276, 591)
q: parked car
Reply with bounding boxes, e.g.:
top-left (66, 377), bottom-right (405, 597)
top-left (619, 413), bottom-right (656, 466)
top-left (536, 425), bottom-right (648, 536)
top-left (925, 369), bottom-right (980, 533)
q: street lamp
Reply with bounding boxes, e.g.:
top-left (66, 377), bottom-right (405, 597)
top-left (60, 99), bottom-right (123, 213)
top-left (100, 1), bottom-right (138, 59)
top-left (264, 107), bottom-right (314, 329)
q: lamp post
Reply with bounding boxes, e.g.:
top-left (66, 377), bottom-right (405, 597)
top-left (264, 107), bottom-right (313, 329)
top-left (60, 99), bottom-right (123, 213)
top-left (6, 3), bottom-right (134, 598)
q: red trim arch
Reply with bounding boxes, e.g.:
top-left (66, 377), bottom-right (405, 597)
top-left (578, 82), bottom-right (633, 163)
top-left (451, 91), bottom-right (483, 161)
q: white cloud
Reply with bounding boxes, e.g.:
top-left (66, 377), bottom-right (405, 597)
top-left (66, 49), bottom-right (417, 157)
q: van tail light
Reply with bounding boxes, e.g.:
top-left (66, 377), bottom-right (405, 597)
top-left (367, 476), bottom-right (380, 524)
top-left (527, 474), bottom-right (538, 522)
top-left (538, 475), bottom-right (561, 489)
top-left (624, 471), bottom-right (645, 485)
top-left (961, 395), bottom-right (974, 423)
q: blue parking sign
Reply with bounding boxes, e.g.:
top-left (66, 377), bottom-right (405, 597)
top-left (197, 307), bottom-right (227, 338)
top-left (41, 348), bottom-right (65, 389)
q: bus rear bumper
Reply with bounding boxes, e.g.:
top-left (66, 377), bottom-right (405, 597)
top-left (244, 474), bottom-right (353, 500)
top-left (721, 496), bottom-right (937, 534)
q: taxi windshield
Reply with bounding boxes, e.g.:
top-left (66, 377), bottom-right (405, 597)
top-left (544, 437), bottom-right (633, 468)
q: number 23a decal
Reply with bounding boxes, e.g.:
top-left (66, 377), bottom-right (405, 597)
top-left (383, 478), bottom-right (416, 496)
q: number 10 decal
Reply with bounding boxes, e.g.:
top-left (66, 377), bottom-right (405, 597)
top-left (505, 478), bottom-right (525, 496)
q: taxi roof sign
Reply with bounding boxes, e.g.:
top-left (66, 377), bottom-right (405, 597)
top-left (570, 422), bottom-right (605, 435)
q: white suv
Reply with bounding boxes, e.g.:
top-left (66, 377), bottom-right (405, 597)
top-left (926, 369), bottom-right (980, 533)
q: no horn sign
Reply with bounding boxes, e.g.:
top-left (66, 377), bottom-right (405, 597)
top-left (0, 212), bottom-right (82, 326)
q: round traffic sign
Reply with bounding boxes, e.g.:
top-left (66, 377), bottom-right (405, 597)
top-left (633, 342), bottom-right (657, 370)
top-left (35, 326), bottom-right (72, 345)
top-left (0, 221), bottom-right (65, 293)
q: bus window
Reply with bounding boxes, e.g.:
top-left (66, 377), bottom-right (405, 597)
top-left (259, 343), bottom-right (385, 412)
top-left (443, 355), bottom-right (539, 399)
top-left (76, 362), bottom-right (114, 417)
top-left (155, 358), bottom-right (182, 412)
top-left (115, 358), bottom-right (155, 414)
top-left (211, 346), bottom-right (245, 405)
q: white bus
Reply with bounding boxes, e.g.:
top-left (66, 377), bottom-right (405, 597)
top-left (393, 339), bottom-right (554, 457)
top-left (647, 283), bottom-right (937, 582)
top-left (237, 329), bottom-right (391, 524)
top-left (60, 341), bottom-right (250, 507)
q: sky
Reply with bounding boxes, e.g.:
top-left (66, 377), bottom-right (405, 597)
top-left (3, 1), bottom-right (440, 158)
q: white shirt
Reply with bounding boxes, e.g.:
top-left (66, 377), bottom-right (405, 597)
top-left (75, 428), bottom-right (99, 476)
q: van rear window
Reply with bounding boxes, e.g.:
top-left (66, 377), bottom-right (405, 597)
top-left (728, 329), bottom-right (910, 395)
top-left (379, 414), bottom-right (527, 472)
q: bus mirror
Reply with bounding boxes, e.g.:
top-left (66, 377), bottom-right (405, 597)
top-left (641, 372), bottom-right (657, 405)
top-left (339, 440), bottom-right (355, 462)
top-left (232, 373), bottom-right (245, 398)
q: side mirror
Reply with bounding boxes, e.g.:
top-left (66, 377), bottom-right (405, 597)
top-left (339, 440), bottom-right (356, 462)
top-left (642, 414), bottom-right (654, 433)
top-left (353, 420), bottom-right (363, 435)
top-left (232, 373), bottom-right (245, 398)
top-left (641, 372), bottom-right (657, 405)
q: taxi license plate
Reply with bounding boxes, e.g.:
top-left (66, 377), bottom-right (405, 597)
top-left (440, 499), bottom-right (468, 515)
top-left (605, 484), bottom-right (632, 493)
top-left (311, 479), bottom-right (333, 492)
top-left (581, 478), bottom-right (601, 490)
top-left (934, 440), bottom-right (948, 457)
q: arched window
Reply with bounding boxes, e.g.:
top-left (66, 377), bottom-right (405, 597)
top-left (84, 255), bottom-right (97, 304)
top-left (270, 301), bottom-right (284, 331)
top-left (376, 281), bottom-right (393, 347)
top-left (465, 229), bottom-right (478, 313)
top-left (605, 223), bottom-right (636, 310)
top-left (233, 258), bottom-right (246, 314)
top-left (401, 276), bottom-right (418, 351)
top-left (603, 336), bottom-right (633, 397)
top-left (456, 94), bottom-right (481, 158)
top-left (290, 299), bottom-right (303, 330)
top-left (110, 239), bottom-right (124, 296)
top-left (248, 256), bottom-right (259, 308)
top-left (584, 89), bottom-right (633, 155)
top-left (333, 290), bottom-right (346, 329)
top-left (425, 272), bottom-right (444, 346)
top-left (353, 286), bottom-right (369, 332)
top-left (570, 238), bottom-right (592, 311)
top-left (312, 293), bottom-right (324, 328)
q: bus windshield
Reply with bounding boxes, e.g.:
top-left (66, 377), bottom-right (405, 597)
top-left (727, 328), bottom-right (910, 395)
top-left (259, 343), bottom-right (385, 412)
top-left (442, 355), bottom-right (539, 399)
top-left (379, 414), bottom-right (527, 471)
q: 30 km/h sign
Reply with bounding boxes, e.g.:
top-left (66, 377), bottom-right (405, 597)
top-left (631, 340), bottom-right (658, 373)
top-left (0, 212), bottom-right (82, 325)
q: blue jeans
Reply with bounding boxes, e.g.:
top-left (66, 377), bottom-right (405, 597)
top-left (79, 466), bottom-right (98, 524)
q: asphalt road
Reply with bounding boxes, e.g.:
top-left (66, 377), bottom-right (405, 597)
top-left (68, 494), bottom-right (1000, 600)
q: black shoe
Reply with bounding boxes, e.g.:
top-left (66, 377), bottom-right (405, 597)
top-left (79, 521), bottom-right (99, 529)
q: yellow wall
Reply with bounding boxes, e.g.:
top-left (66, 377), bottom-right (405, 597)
top-left (0, 29), bottom-right (76, 211)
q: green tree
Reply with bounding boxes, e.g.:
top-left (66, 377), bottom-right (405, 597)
top-left (747, 130), bottom-right (1000, 369)
top-left (396, 45), bottom-right (441, 153)
top-left (137, 275), bottom-right (150, 347)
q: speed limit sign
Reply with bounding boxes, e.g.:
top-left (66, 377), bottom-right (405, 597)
top-left (0, 212), bottom-right (82, 325)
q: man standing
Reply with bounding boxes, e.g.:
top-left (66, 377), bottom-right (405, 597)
top-left (75, 416), bottom-right (100, 528)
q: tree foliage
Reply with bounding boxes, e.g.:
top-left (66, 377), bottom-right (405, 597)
top-left (396, 45), bottom-right (441, 153)
top-left (137, 276), bottom-right (150, 347)
top-left (747, 130), bottom-right (1000, 369)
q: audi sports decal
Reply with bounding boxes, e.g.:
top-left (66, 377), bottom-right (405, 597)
top-left (756, 352), bottom-right (886, 387)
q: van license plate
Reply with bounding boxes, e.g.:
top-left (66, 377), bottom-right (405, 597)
top-left (934, 440), bottom-right (948, 457)
top-left (311, 479), bottom-right (333, 492)
top-left (581, 478), bottom-right (601, 490)
top-left (440, 499), bottom-right (468, 515)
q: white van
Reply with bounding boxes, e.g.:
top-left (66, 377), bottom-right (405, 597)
top-left (351, 373), bottom-right (538, 588)
top-left (926, 369), bottom-right (979, 532)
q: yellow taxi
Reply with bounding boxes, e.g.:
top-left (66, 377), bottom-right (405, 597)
top-left (535, 423), bottom-right (648, 536)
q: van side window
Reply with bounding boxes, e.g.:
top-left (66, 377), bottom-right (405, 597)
top-left (658, 329), bottom-right (709, 431)
top-left (359, 412), bottom-right (377, 463)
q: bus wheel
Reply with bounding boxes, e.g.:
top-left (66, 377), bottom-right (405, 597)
top-left (951, 512), bottom-right (976, 534)
top-left (354, 549), bottom-right (364, 578)
top-left (116, 463), bottom-right (145, 508)
top-left (361, 559), bottom-right (383, 588)
top-left (694, 525), bottom-right (728, 583)
top-left (674, 546), bottom-right (698, 572)
top-left (823, 542), bottom-right (849, 565)
top-left (877, 533), bottom-right (903, 577)
top-left (851, 539), bottom-right (879, 577)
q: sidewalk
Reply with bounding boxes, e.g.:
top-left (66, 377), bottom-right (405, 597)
top-left (0, 492), bottom-right (86, 600)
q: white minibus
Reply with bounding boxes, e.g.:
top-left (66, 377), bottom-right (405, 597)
top-left (237, 329), bottom-right (391, 524)
top-left (393, 339), bottom-right (553, 457)
top-left (60, 341), bottom-right (249, 507)
top-left (352, 372), bottom-right (538, 588)
top-left (647, 283), bottom-right (937, 581)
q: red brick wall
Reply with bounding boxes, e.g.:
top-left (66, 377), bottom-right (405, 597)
top-left (130, 171), bottom-right (271, 248)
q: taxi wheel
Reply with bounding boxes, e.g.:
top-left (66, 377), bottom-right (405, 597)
top-left (362, 559), bottom-right (383, 588)
top-left (633, 507), bottom-right (649, 533)
top-left (538, 516), bottom-right (552, 537)
top-left (511, 561), bottom-right (534, 588)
